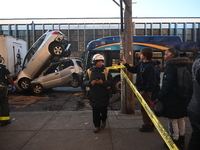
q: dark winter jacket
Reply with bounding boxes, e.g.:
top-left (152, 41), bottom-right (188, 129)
top-left (83, 65), bottom-right (113, 107)
top-left (188, 57), bottom-right (200, 115)
top-left (124, 60), bottom-right (156, 92)
top-left (0, 64), bottom-right (10, 85)
top-left (158, 57), bottom-right (192, 119)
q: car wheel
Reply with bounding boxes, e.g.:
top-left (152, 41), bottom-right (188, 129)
top-left (63, 49), bottom-right (71, 57)
top-left (49, 42), bottom-right (64, 56)
top-left (32, 84), bottom-right (44, 94)
top-left (18, 78), bottom-right (31, 90)
top-left (112, 77), bottom-right (121, 93)
top-left (70, 74), bottom-right (81, 88)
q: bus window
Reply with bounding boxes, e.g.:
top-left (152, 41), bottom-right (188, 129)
top-left (185, 52), bottom-right (194, 58)
top-left (153, 52), bottom-right (163, 58)
top-left (108, 51), bottom-right (120, 67)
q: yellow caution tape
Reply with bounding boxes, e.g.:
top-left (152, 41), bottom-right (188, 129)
top-left (120, 69), bottom-right (179, 150)
top-left (107, 65), bottom-right (126, 70)
top-left (106, 64), bottom-right (133, 70)
top-left (0, 116), bottom-right (10, 121)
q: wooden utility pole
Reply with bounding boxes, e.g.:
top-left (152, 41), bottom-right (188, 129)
top-left (120, 0), bottom-right (135, 114)
top-left (120, 0), bottom-right (126, 113)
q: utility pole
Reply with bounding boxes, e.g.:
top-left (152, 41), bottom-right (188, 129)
top-left (120, 0), bottom-right (135, 114)
top-left (113, 0), bottom-right (135, 114)
top-left (119, 0), bottom-right (126, 113)
top-left (123, 0), bottom-right (134, 114)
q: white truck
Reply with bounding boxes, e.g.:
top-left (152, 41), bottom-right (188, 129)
top-left (0, 34), bottom-right (27, 79)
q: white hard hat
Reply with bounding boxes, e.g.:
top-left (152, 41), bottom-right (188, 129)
top-left (92, 54), bottom-right (104, 61)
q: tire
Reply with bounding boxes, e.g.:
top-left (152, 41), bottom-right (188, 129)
top-left (49, 42), bottom-right (64, 56)
top-left (112, 77), bottom-right (121, 93)
top-left (70, 74), bottom-right (81, 88)
top-left (32, 84), bottom-right (44, 94)
top-left (63, 49), bottom-right (71, 57)
top-left (18, 78), bottom-right (31, 90)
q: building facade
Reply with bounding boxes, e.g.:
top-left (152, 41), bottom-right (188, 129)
top-left (0, 17), bottom-right (200, 56)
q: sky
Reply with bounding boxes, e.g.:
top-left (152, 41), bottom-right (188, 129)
top-left (0, 0), bottom-right (200, 18)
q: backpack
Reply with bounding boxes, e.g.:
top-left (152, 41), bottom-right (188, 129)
top-left (176, 66), bottom-right (193, 101)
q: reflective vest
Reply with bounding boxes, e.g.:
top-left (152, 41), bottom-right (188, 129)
top-left (86, 68), bottom-right (109, 91)
top-left (87, 68), bottom-right (109, 80)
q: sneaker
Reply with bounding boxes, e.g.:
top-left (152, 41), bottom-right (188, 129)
top-left (93, 127), bottom-right (100, 133)
top-left (139, 125), bottom-right (154, 132)
top-left (0, 120), bottom-right (11, 126)
top-left (101, 121), bottom-right (106, 129)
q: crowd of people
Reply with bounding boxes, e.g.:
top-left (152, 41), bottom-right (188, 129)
top-left (84, 46), bottom-right (199, 150)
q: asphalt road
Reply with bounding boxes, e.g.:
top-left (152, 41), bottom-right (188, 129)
top-left (8, 87), bottom-right (122, 112)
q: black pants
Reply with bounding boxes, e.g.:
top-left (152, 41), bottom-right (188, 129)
top-left (187, 110), bottom-right (200, 150)
top-left (92, 106), bottom-right (107, 127)
top-left (0, 86), bottom-right (10, 123)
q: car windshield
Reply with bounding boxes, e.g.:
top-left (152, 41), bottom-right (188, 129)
top-left (22, 34), bottom-right (46, 68)
top-left (59, 60), bottom-right (74, 69)
top-left (75, 60), bottom-right (83, 69)
top-left (43, 60), bottom-right (74, 76)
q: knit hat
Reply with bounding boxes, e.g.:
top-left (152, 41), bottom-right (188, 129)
top-left (167, 48), bottom-right (179, 57)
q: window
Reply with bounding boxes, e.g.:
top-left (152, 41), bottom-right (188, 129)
top-left (111, 29), bottom-right (119, 36)
top-left (95, 29), bottom-right (104, 39)
top-left (0, 25), bottom-right (8, 34)
top-left (11, 25), bottom-right (16, 37)
top-left (187, 29), bottom-right (193, 41)
top-left (136, 29), bottom-right (145, 35)
top-left (177, 29), bottom-right (184, 40)
top-left (136, 24), bottom-right (145, 29)
top-left (44, 25), bottom-right (53, 30)
top-left (162, 24), bottom-right (169, 35)
top-left (187, 24), bottom-right (194, 41)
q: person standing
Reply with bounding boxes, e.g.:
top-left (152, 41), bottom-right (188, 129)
top-left (83, 54), bottom-right (113, 133)
top-left (187, 53), bottom-right (200, 150)
top-left (157, 48), bottom-right (191, 149)
top-left (121, 47), bottom-right (156, 132)
top-left (0, 57), bottom-right (16, 126)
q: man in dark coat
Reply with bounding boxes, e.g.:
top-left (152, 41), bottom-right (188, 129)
top-left (83, 54), bottom-right (113, 133)
top-left (121, 47), bottom-right (156, 132)
top-left (158, 48), bottom-right (191, 149)
top-left (187, 53), bottom-right (200, 150)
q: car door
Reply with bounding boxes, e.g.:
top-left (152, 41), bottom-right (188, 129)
top-left (40, 63), bottom-right (63, 88)
top-left (59, 60), bottom-right (74, 84)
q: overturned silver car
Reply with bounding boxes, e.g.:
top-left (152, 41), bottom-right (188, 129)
top-left (15, 30), bottom-right (71, 91)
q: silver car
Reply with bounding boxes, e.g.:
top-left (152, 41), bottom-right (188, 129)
top-left (31, 58), bottom-right (83, 94)
top-left (15, 30), bottom-right (71, 91)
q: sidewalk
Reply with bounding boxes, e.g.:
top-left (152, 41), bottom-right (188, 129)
top-left (0, 110), bottom-right (192, 150)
